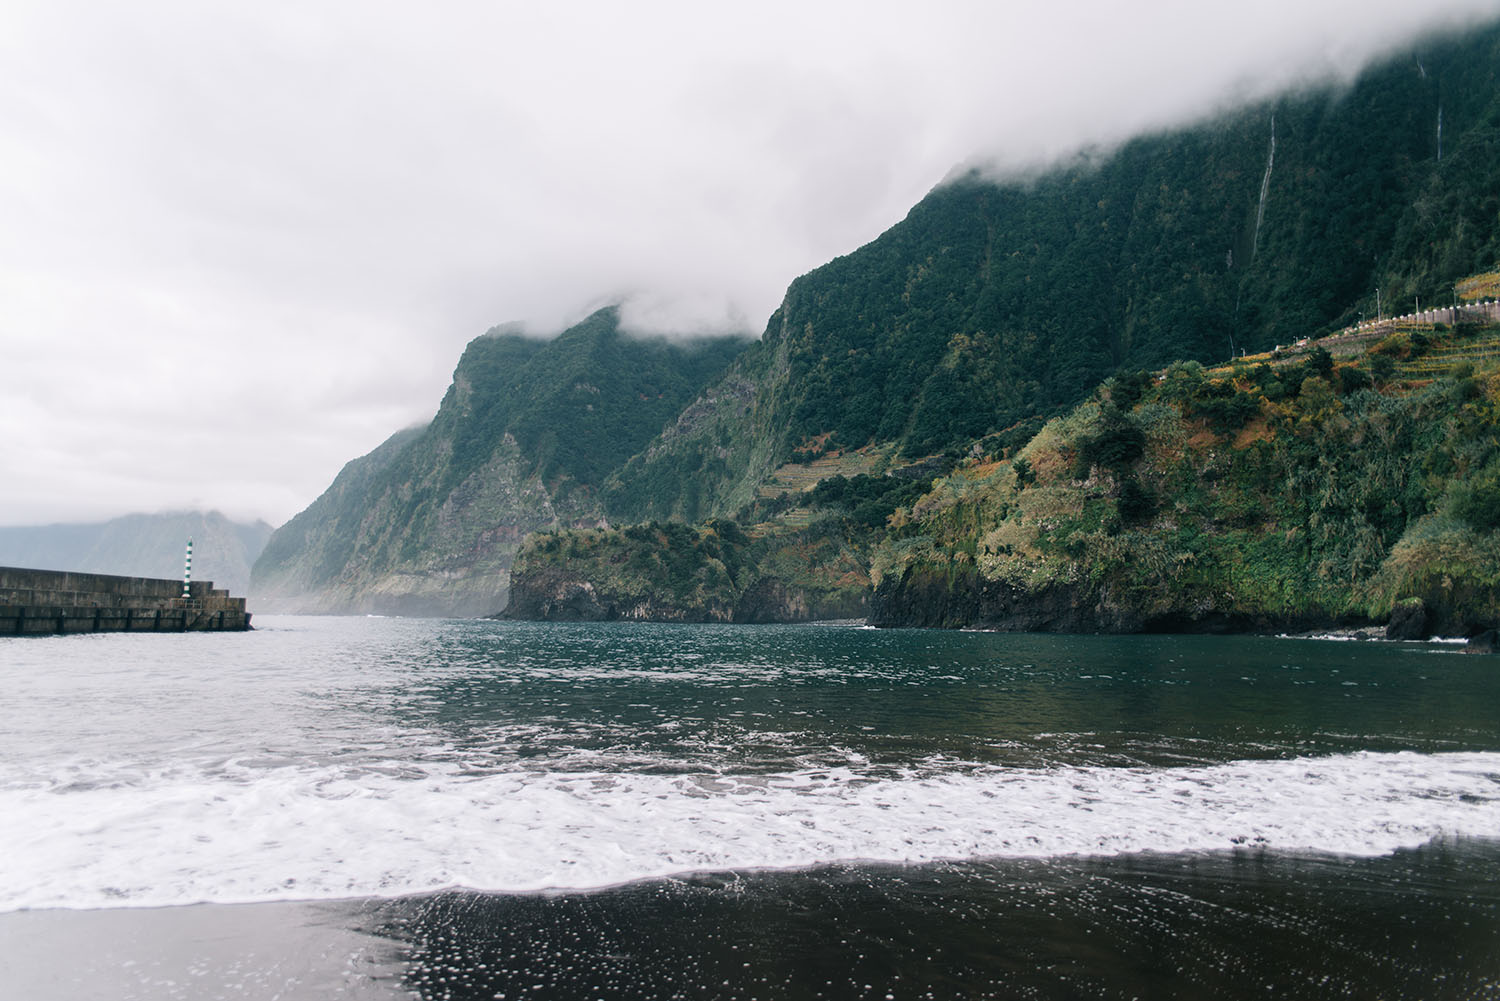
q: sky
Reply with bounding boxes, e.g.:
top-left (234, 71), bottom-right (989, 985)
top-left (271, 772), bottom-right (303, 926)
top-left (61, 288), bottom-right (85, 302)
top-left (3, 0), bottom-right (1497, 529)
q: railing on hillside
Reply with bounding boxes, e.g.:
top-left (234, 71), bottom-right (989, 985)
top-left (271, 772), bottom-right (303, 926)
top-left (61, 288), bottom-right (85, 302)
top-left (1337, 300), bottom-right (1500, 340)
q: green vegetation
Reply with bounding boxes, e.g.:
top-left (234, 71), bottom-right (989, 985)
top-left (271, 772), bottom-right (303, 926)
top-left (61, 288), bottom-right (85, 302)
top-left (506, 514), bottom-right (872, 623)
top-left (258, 22), bottom-right (1500, 629)
top-left (513, 447), bottom-right (945, 621)
top-left (871, 319), bottom-right (1500, 635)
top-left (439, 309), bottom-right (745, 496)
top-left (607, 22), bottom-right (1500, 522)
top-left (251, 309), bottom-right (745, 613)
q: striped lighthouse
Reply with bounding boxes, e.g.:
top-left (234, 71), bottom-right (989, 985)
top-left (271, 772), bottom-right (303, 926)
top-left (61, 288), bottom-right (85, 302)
top-left (183, 539), bottom-right (192, 599)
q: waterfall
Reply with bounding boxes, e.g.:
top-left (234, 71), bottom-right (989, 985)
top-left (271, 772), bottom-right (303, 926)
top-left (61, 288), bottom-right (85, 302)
top-left (1252, 115), bottom-right (1276, 258)
top-left (1437, 104), bottom-right (1444, 162)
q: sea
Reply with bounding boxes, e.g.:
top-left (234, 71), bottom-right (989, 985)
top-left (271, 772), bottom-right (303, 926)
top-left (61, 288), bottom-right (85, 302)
top-left (1, 616), bottom-right (1498, 1000)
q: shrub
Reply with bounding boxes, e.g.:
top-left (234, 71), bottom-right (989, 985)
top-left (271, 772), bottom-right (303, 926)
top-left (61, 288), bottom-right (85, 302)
top-left (1194, 390), bottom-right (1262, 431)
top-left (1453, 465), bottom-right (1500, 532)
top-left (1077, 406), bottom-right (1146, 473)
top-left (1117, 476), bottom-right (1157, 524)
top-left (1159, 361), bottom-right (1206, 405)
top-left (1337, 366), bottom-right (1372, 394)
top-left (1299, 376), bottom-right (1337, 415)
top-left (1109, 369), bottom-right (1152, 411)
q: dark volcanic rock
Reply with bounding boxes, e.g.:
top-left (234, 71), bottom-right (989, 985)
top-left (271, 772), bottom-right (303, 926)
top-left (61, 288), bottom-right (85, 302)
top-left (869, 565), bottom-right (1146, 633)
top-left (1385, 598), bottom-right (1430, 640)
top-left (499, 567), bottom-right (611, 621)
top-left (733, 576), bottom-right (868, 624)
top-left (1465, 629), bottom-right (1499, 654)
top-left (733, 577), bottom-right (809, 624)
top-left (504, 566), bottom-right (867, 624)
top-left (869, 563), bottom-right (1377, 635)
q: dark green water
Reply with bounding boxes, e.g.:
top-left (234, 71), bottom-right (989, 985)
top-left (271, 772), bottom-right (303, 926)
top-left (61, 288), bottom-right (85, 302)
top-left (1, 617), bottom-right (1497, 998)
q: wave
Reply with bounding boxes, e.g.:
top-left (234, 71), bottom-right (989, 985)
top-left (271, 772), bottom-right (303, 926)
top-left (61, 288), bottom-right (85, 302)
top-left (3, 750), bottom-right (1498, 911)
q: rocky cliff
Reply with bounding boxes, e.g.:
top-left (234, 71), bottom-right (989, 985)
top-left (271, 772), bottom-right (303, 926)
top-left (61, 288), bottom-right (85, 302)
top-left (251, 309), bottom-right (745, 614)
top-left (264, 21), bottom-right (1500, 628)
top-left (503, 520), bottom-right (869, 623)
top-left (603, 21), bottom-right (1500, 525)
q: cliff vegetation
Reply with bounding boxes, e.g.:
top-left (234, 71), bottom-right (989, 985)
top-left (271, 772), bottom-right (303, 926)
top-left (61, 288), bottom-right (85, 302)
top-left (262, 21), bottom-right (1500, 630)
top-left (869, 317), bottom-right (1500, 635)
top-left (252, 309), bottom-right (745, 614)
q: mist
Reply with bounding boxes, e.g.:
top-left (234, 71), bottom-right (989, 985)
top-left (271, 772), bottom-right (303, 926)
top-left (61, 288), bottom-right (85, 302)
top-left (2, 0), bottom-right (1496, 526)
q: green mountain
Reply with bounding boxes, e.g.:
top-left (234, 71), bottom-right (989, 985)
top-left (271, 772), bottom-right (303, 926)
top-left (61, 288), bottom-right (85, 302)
top-left (866, 315), bottom-right (1500, 636)
top-left (604, 21), bottom-right (1500, 523)
top-left (512, 301), bottom-right (1500, 632)
top-left (268, 20), bottom-right (1500, 630)
top-left (251, 308), bottom-right (746, 614)
top-left (0, 511), bottom-right (272, 597)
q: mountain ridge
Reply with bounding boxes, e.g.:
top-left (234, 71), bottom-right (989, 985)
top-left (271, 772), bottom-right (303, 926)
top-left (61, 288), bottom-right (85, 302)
top-left (251, 308), bottom-right (748, 614)
top-left (260, 19), bottom-right (1500, 625)
top-left (602, 21), bottom-right (1500, 524)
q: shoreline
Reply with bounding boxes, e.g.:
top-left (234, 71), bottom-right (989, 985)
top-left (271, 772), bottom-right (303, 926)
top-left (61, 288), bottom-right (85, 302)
top-left (5, 842), bottom-right (1500, 1000)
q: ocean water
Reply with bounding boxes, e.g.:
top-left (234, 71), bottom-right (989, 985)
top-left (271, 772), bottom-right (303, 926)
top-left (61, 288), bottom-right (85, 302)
top-left (1, 616), bottom-right (1497, 999)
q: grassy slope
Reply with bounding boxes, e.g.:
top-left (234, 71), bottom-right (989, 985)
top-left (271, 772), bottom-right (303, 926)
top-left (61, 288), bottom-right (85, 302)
top-left (871, 318), bottom-right (1500, 634)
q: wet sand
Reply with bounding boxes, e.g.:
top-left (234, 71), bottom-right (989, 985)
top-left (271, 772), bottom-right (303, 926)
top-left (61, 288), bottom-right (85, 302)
top-left (0, 899), bottom-right (406, 1000)
top-left (4, 845), bottom-right (1499, 1001)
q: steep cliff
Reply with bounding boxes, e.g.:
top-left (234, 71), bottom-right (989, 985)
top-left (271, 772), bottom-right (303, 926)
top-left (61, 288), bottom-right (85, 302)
top-left (252, 309), bottom-right (745, 614)
top-left (504, 519), bottom-right (870, 623)
top-left (604, 22), bottom-right (1500, 523)
top-left (268, 22), bottom-right (1500, 626)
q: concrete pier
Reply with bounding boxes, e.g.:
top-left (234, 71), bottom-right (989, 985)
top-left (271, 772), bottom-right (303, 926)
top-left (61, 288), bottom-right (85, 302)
top-left (0, 566), bottom-right (251, 635)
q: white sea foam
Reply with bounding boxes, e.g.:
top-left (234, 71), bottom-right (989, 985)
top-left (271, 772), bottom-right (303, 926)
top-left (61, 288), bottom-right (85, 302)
top-left (3, 750), bottom-right (1498, 912)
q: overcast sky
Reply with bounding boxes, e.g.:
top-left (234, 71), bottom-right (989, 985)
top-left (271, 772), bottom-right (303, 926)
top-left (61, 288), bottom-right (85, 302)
top-left (2, 0), bottom-right (1496, 528)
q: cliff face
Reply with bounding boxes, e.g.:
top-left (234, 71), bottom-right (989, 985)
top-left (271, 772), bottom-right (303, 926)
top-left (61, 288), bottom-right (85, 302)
top-left (604, 21), bottom-right (1500, 524)
top-left (504, 566), bottom-right (869, 624)
top-left (253, 432), bottom-right (600, 615)
top-left (867, 562), bottom-right (1369, 635)
top-left (503, 520), bottom-right (870, 623)
top-left (251, 309), bottom-right (746, 615)
top-left (264, 23), bottom-right (1500, 627)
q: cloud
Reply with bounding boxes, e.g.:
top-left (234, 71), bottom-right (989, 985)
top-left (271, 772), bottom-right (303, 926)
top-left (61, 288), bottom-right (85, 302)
top-left (1, 0), bottom-right (1496, 526)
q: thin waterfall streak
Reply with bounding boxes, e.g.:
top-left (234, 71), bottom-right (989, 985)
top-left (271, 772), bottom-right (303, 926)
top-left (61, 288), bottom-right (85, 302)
top-left (1252, 115), bottom-right (1276, 258)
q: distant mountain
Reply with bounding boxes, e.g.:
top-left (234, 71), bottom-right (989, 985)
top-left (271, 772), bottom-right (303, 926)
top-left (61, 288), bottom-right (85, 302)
top-left (0, 511), bottom-right (272, 596)
top-left (251, 308), bottom-right (748, 614)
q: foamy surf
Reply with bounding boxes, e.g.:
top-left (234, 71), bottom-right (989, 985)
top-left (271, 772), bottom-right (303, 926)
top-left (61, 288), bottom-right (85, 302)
top-left (3, 750), bottom-right (1497, 912)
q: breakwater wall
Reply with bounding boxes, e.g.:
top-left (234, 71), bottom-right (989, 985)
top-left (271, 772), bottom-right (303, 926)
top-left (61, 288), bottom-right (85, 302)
top-left (0, 566), bottom-right (251, 635)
